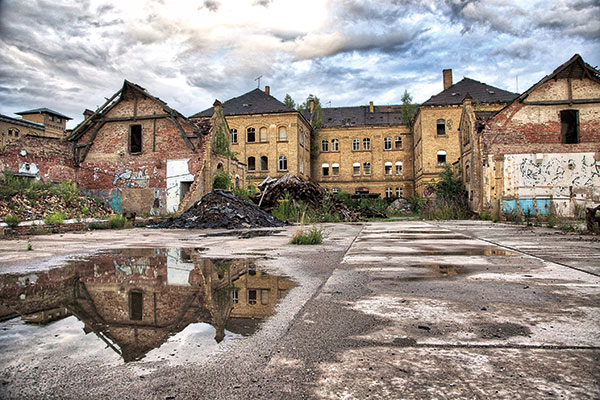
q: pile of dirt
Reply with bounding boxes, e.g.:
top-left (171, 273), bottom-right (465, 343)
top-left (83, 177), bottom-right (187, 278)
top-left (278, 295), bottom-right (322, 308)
top-left (156, 190), bottom-right (287, 229)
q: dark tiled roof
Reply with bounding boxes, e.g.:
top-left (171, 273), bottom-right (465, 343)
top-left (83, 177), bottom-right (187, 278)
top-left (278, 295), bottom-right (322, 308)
top-left (190, 88), bottom-right (295, 118)
top-left (15, 108), bottom-right (72, 120)
top-left (422, 78), bottom-right (518, 106)
top-left (474, 111), bottom-right (497, 121)
top-left (305, 105), bottom-right (406, 128)
top-left (0, 114), bottom-right (45, 129)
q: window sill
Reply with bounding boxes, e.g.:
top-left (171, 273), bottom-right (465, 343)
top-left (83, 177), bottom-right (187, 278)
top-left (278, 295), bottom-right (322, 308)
top-left (436, 135), bottom-right (448, 138)
top-left (352, 149), bottom-right (372, 152)
top-left (277, 140), bottom-right (288, 143)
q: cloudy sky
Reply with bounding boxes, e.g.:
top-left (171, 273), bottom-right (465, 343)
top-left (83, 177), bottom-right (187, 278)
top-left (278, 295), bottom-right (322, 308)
top-left (0, 0), bottom-right (598, 128)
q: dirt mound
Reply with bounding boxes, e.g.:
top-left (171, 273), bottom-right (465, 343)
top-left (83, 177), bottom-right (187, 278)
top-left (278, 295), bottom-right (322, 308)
top-left (156, 190), bottom-right (286, 229)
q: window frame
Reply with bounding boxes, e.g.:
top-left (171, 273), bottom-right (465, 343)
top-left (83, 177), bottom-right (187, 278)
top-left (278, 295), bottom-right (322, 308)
top-left (436, 119), bottom-right (446, 136)
top-left (331, 139), bottom-right (339, 151)
top-left (352, 138), bottom-right (360, 151)
top-left (363, 138), bottom-right (371, 151)
top-left (247, 127), bottom-right (256, 142)
top-left (321, 139), bottom-right (329, 152)
top-left (278, 126), bottom-right (287, 141)
top-left (278, 155), bottom-right (288, 171)
top-left (394, 136), bottom-right (402, 149)
top-left (247, 156), bottom-right (256, 171)
top-left (363, 161), bottom-right (371, 176)
top-left (260, 155), bottom-right (269, 171)
top-left (384, 137), bottom-right (392, 150)
top-left (230, 128), bottom-right (238, 144)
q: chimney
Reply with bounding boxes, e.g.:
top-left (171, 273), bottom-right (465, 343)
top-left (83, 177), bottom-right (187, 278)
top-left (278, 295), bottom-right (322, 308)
top-left (310, 100), bottom-right (315, 113)
top-left (369, 101), bottom-right (374, 113)
top-left (213, 99), bottom-right (222, 109)
top-left (83, 109), bottom-right (94, 120)
top-left (443, 69), bottom-right (453, 90)
top-left (463, 92), bottom-right (472, 106)
top-left (265, 86), bottom-right (270, 95)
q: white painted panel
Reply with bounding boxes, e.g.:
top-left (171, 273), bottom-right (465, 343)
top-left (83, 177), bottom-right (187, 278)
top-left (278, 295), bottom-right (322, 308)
top-left (166, 158), bottom-right (194, 213)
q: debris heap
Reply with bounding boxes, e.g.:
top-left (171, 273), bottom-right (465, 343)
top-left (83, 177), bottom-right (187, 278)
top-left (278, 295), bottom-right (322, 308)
top-left (156, 190), bottom-right (286, 229)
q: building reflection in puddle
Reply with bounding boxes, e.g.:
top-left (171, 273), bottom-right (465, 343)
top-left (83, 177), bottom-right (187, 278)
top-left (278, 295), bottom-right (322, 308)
top-left (0, 248), bottom-right (296, 363)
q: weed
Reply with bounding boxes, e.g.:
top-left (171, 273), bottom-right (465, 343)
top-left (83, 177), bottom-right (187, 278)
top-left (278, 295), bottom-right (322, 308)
top-left (32, 228), bottom-right (52, 235)
top-left (233, 187), bottom-right (252, 202)
top-left (290, 225), bottom-right (324, 245)
top-left (27, 242), bottom-right (32, 251)
top-left (88, 222), bottom-right (108, 230)
top-left (4, 213), bottom-right (21, 228)
top-left (479, 211), bottom-right (492, 221)
top-left (44, 211), bottom-right (66, 226)
top-left (108, 214), bottom-right (131, 229)
top-left (504, 209), bottom-right (523, 224)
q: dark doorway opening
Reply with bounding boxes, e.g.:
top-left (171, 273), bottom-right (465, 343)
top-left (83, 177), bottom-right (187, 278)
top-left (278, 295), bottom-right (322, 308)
top-left (561, 110), bottom-right (579, 144)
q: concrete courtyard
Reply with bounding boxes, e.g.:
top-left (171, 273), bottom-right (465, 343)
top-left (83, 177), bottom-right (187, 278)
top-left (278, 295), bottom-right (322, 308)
top-left (0, 220), bottom-right (599, 399)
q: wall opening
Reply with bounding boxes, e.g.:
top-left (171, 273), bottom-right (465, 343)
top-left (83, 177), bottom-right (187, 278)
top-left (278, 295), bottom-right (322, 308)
top-left (436, 119), bottom-right (446, 136)
top-left (129, 290), bottom-right (143, 320)
top-left (180, 181), bottom-right (193, 202)
top-left (561, 110), bottom-right (579, 144)
top-left (130, 125), bottom-right (142, 153)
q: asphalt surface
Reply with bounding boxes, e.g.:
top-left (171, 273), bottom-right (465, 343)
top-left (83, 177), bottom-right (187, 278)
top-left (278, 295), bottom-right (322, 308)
top-left (0, 221), bottom-right (598, 399)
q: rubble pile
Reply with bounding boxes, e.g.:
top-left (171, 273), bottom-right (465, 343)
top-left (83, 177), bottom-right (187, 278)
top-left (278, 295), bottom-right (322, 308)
top-left (157, 189), bottom-right (286, 229)
top-left (387, 198), bottom-right (412, 214)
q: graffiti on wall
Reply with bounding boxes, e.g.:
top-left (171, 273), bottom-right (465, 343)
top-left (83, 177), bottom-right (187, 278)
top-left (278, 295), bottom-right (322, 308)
top-left (112, 168), bottom-right (149, 187)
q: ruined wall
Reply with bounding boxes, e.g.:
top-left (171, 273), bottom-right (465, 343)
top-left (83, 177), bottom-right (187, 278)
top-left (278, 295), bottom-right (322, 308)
top-left (0, 135), bottom-right (75, 182)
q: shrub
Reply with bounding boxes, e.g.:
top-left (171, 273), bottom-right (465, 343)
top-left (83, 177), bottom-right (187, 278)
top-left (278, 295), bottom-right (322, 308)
top-left (4, 213), bottom-right (21, 228)
top-left (88, 222), bottom-right (109, 230)
top-left (108, 214), bottom-right (129, 229)
top-left (290, 225), bottom-right (324, 245)
top-left (504, 209), bottom-right (523, 224)
top-left (27, 242), bottom-right (33, 251)
top-left (44, 211), bottom-right (66, 226)
top-left (233, 187), bottom-right (252, 202)
top-left (480, 211), bottom-right (492, 221)
top-left (213, 171), bottom-right (231, 190)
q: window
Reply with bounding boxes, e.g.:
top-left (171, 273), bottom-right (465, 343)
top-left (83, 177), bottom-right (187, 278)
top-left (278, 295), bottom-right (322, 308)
top-left (363, 162), bottom-right (371, 175)
top-left (130, 124), bottom-right (142, 153)
top-left (8, 128), bottom-right (19, 137)
top-left (278, 126), bottom-right (287, 141)
top-left (465, 165), bottom-right (470, 183)
top-left (248, 290), bottom-right (257, 305)
top-left (384, 161), bottom-right (393, 175)
top-left (57, 117), bottom-right (62, 123)
top-left (129, 290), bottom-right (143, 320)
top-left (261, 289), bottom-right (270, 305)
top-left (278, 155), bottom-right (288, 171)
top-left (396, 187), bottom-right (403, 198)
top-left (437, 119), bottom-right (446, 136)
top-left (385, 187), bottom-right (393, 198)
top-left (332, 188), bottom-right (339, 194)
top-left (247, 127), bottom-right (256, 142)
top-left (331, 139), bottom-right (339, 151)
top-left (395, 161), bottom-right (403, 175)
top-left (332, 163), bottom-right (339, 176)
top-left (235, 176), bottom-right (240, 188)
top-left (299, 130), bottom-right (304, 146)
top-left (230, 128), bottom-right (238, 144)
top-left (363, 138), bottom-right (371, 150)
top-left (299, 159), bottom-right (304, 174)
top-left (48, 115), bottom-right (53, 121)
top-left (561, 110), bottom-right (579, 144)
top-left (321, 139), bottom-right (329, 152)
top-left (353, 162), bottom-right (360, 175)
top-left (259, 127), bottom-right (267, 142)
top-left (322, 163), bottom-right (330, 176)
top-left (384, 137), bottom-right (392, 150)
top-left (260, 156), bottom-right (268, 171)
top-left (437, 150), bottom-right (447, 165)
top-left (233, 289), bottom-right (239, 304)
top-left (352, 138), bottom-right (360, 150)
top-left (395, 136), bottom-right (402, 149)
top-left (247, 156), bottom-right (256, 171)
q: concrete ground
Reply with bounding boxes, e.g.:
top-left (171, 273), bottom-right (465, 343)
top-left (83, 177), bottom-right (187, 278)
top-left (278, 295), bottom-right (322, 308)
top-left (0, 220), bottom-right (599, 399)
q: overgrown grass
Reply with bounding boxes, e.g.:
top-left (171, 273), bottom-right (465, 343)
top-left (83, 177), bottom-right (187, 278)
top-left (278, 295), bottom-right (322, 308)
top-left (108, 214), bottom-right (132, 229)
top-left (4, 213), bottom-right (20, 228)
top-left (44, 211), bottom-right (66, 226)
top-left (290, 225), bottom-right (325, 245)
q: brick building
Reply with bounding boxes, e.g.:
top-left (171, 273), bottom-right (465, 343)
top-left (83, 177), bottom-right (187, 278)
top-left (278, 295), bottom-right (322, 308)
top-left (191, 87), bottom-right (312, 189)
top-left (460, 54), bottom-right (600, 217)
top-left (68, 80), bottom-right (244, 215)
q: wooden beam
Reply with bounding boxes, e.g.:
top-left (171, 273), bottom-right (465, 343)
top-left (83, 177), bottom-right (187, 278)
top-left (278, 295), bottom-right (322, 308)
top-left (78, 119), bottom-right (106, 164)
top-left (102, 114), bottom-right (170, 123)
top-left (523, 98), bottom-right (600, 105)
top-left (167, 115), bottom-right (195, 150)
top-left (69, 88), bottom-right (122, 140)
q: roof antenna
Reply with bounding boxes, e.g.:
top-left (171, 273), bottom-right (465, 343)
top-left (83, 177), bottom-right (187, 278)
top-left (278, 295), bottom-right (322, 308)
top-left (255, 75), bottom-right (262, 88)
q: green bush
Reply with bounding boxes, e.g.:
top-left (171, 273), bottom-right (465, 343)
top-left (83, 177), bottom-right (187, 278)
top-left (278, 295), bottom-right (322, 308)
top-left (4, 213), bottom-right (21, 228)
top-left (108, 215), bottom-right (129, 229)
top-left (213, 171), bottom-right (231, 190)
top-left (44, 211), bottom-right (66, 226)
top-left (504, 208), bottom-right (523, 224)
top-left (233, 187), bottom-right (252, 202)
top-left (480, 211), bottom-right (492, 221)
top-left (290, 225), bottom-right (324, 245)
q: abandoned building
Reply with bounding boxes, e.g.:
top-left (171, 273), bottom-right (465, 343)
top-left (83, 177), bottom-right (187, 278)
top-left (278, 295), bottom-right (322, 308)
top-left (458, 54), bottom-right (600, 217)
top-left (67, 80), bottom-right (244, 215)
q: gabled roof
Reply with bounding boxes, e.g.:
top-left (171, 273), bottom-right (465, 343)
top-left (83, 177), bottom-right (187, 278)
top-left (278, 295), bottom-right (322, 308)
top-left (305, 105), bottom-right (406, 128)
top-left (15, 108), bottom-right (72, 120)
top-left (517, 53), bottom-right (600, 103)
top-left (191, 88), bottom-right (295, 118)
top-left (422, 78), bottom-right (518, 106)
top-left (0, 113), bottom-right (45, 129)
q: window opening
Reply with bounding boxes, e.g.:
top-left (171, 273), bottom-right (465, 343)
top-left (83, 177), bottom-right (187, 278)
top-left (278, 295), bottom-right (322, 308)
top-left (331, 139), bottom-right (339, 151)
top-left (437, 150), bottom-right (447, 165)
top-left (352, 138), bottom-right (360, 151)
top-left (353, 162), bottom-right (360, 175)
top-left (321, 139), bottom-right (329, 152)
top-left (260, 156), bottom-right (268, 171)
top-left (230, 129), bottom-right (238, 144)
top-left (322, 163), bottom-right (330, 176)
top-left (561, 110), bottom-right (579, 144)
top-left (384, 137), bottom-right (392, 150)
top-left (247, 127), bottom-right (256, 142)
top-left (363, 162), bottom-right (371, 175)
top-left (395, 161), bottom-right (403, 174)
top-left (259, 127), bottom-right (267, 142)
top-left (247, 156), bottom-right (256, 171)
top-left (437, 119), bottom-right (446, 136)
top-left (332, 163), bottom-right (339, 176)
top-left (248, 290), bottom-right (257, 305)
top-left (363, 138), bottom-right (371, 150)
top-left (394, 136), bottom-right (402, 149)
top-left (278, 126), bottom-right (287, 141)
top-left (129, 290), bottom-right (143, 320)
top-left (130, 124), bottom-right (142, 153)
top-left (384, 161), bottom-right (392, 175)
top-left (278, 155), bottom-right (288, 171)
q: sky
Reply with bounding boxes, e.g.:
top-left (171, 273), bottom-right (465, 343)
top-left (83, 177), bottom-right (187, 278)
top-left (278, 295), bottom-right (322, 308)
top-left (0, 0), bottom-right (599, 128)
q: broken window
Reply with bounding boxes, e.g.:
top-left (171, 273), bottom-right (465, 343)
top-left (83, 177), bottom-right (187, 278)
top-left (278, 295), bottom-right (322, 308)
top-left (395, 161), bottom-right (403, 174)
top-left (321, 139), bottom-right (329, 152)
top-left (331, 139), bottom-right (339, 151)
top-left (322, 163), bottom-right (330, 176)
top-left (332, 163), bottom-right (339, 176)
top-left (278, 126), bottom-right (287, 141)
top-left (130, 124), bottom-right (142, 153)
top-left (437, 119), bottom-right (446, 136)
top-left (363, 138), bottom-right (371, 150)
top-left (437, 150), bottom-right (447, 165)
top-left (260, 156), bottom-right (268, 171)
top-left (384, 161), bottom-right (393, 175)
top-left (352, 138), bottom-right (360, 151)
top-left (248, 290), bottom-right (257, 305)
top-left (233, 289), bottom-right (239, 304)
top-left (363, 162), bottom-right (371, 175)
top-left (259, 127), bottom-right (267, 142)
top-left (129, 290), bottom-right (143, 320)
top-left (247, 127), bottom-right (256, 142)
top-left (230, 128), bottom-right (238, 144)
top-left (353, 162), bottom-right (360, 175)
top-left (561, 110), bottom-right (579, 144)
top-left (395, 136), bottom-right (402, 149)
top-left (384, 137), bottom-right (392, 150)
top-left (278, 155), bottom-right (288, 171)
top-left (247, 156), bottom-right (256, 171)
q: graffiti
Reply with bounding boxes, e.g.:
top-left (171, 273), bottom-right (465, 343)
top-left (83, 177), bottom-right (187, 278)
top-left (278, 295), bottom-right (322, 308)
top-left (109, 190), bottom-right (122, 213)
top-left (515, 153), bottom-right (599, 189)
top-left (112, 168), bottom-right (149, 187)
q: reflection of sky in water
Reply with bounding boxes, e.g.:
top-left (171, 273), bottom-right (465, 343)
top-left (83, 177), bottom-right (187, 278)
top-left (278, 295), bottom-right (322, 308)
top-left (0, 317), bottom-right (242, 367)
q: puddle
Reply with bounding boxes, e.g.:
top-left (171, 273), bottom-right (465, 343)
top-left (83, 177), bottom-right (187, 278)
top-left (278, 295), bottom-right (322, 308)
top-left (199, 230), bottom-right (283, 239)
top-left (374, 264), bottom-right (466, 281)
top-left (360, 248), bottom-right (518, 257)
top-left (0, 248), bottom-right (296, 365)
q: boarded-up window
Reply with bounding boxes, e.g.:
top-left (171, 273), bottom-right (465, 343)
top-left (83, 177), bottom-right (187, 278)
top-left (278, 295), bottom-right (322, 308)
top-left (130, 125), bottom-right (142, 153)
top-left (261, 289), bottom-right (270, 305)
top-left (129, 290), bottom-right (143, 320)
top-left (561, 110), bottom-right (579, 144)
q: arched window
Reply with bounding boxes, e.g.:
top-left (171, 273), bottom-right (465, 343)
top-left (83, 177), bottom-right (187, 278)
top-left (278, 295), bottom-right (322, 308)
top-left (278, 155), bottom-right (288, 171)
top-left (384, 137), bottom-right (392, 150)
top-left (437, 119), bottom-right (446, 136)
top-left (217, 162), bottom-right (223, 171)
top-left (331, 139), bottom-right (339, 151)
top-left (247, 156), bottom-right (256, 171)
top-left (278, 126), bottom-right (287, 141)
top-left (230, 128), bottom-right (238, 144)
top-left (437, 150), bottom-right (447, 165)
top-left (247, 127), bottom-right (256, 142)
top-left (322, 163), bottom-right (330, 177)
top-left (321, 139), bottom-right (329, 152)
top-left (332, 163), bottom-right (340, 175)
top-left (465, 164), bottom-right (470, 182)
top-left (235, 176), bottom-right (240, 188)
top-left (260, 156), bottom-right (268, 171)
top-left (363, 162), bottom-right (371, 175)
top-left (259, 127), bottom-right (267, 142)
top-left (353, 162), bottom-right (360, 175)
top-left (394, 136), bottom-right (402, 149)
top-left (384, 161), bottom-right (393, 175)
top-left (352, 138), bottom-right (360, 151)
top-left (395, 161), bottom-right (403, 175)
top-left (363, 138), bottom-right (371, 150)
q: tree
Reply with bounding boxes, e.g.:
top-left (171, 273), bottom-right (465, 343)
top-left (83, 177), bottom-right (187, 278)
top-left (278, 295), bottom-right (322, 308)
top-left (299, 94), bottom-right (323, 160)
top-left (401, 90), bottom-right (417, 127)
top-left (283, 94), bottom-right (296, 109)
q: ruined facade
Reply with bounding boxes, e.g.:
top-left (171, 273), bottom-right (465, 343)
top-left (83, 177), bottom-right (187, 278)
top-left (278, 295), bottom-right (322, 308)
top-left (68, 81), bottom-right (244, 215)
top-left (461, 54), bottom-right (600, 217)
top-left (413, 71), bottom-right (518, 195)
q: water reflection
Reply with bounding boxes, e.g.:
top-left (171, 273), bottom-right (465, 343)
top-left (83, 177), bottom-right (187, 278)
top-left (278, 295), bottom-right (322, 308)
top-left (0, 249), bottom-right (296, 363)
